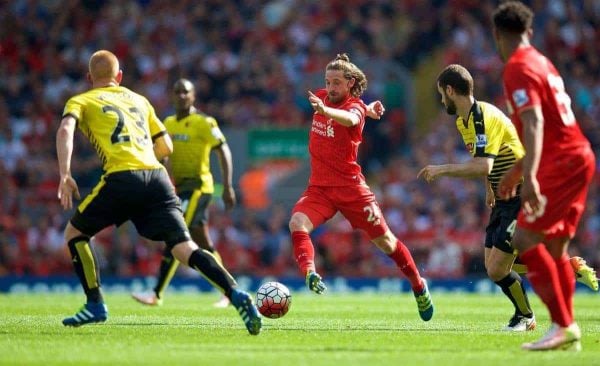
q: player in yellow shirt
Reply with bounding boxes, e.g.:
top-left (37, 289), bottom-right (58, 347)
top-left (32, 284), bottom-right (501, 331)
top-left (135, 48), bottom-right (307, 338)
top-left (418, 64), bottom-right (597, 331)
top-left (132, 78), bottom-right (235, 307)
top-left (57, 50), bottom-right (261, 334)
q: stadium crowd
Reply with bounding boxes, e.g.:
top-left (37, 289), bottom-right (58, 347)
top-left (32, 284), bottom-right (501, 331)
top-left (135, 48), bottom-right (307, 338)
top-left (1, 0), bottom-right (599, 280)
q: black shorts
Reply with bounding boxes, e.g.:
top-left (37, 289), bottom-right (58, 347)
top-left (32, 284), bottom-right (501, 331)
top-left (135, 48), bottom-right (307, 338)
top-left (70, 169), bottom-right (190, 248)
top-left (485, 197), bottom-right (520, 254)
top-left (179, 190), bottom-right (212, 227)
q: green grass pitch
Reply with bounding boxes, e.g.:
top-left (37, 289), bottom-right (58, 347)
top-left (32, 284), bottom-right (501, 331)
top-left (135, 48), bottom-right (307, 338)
top-left (1, 291), bottom-right (599, 365)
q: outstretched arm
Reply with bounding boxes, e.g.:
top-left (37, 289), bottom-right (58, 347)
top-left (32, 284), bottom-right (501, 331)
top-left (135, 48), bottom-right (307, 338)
top-left (417, 157), bottom-right (493, 182)
top-left (56, 115), bottom-right (80, 210)
top-left (308, 90), bottom-right (360, 127)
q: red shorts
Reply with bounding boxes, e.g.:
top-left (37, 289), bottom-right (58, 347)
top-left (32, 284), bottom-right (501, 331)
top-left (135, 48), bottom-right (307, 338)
top-left (292, 184), bottom-right (388, 239)
top-left (517, 146), bottom-right (596, 239)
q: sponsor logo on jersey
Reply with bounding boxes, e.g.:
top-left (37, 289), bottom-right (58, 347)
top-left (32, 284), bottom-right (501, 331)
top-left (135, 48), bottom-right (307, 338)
top-left (172, 133), bottom-right (190, 141)
top-left (311, 118), bottom-right (335, 138)
top-left (512, 89), bottom-right (529, 108)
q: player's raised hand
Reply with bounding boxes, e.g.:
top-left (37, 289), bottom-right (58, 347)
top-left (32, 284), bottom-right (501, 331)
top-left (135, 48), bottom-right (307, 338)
top-left (308, 90), bottom-right (326, 115)
top-left (222, 185), bottom-right (236, 211)
top-left (366, 100), bottom-right (385, 120)
top-left (58, 175), bottom-right (80, 210)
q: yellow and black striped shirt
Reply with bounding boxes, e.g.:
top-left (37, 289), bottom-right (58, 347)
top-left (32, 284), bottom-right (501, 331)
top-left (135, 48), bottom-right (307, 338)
top-left (63, 86), bottom-right (167, 174)
top-left (456, 101), bottom-right (524, 198)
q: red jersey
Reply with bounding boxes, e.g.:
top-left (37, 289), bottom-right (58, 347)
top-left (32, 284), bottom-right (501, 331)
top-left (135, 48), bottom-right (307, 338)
top-left (503, 45), bottom-right (590, 162)
top-left (308, 89), bottom-right (367, 186)
top-left (504, 45), bottom-right (596, 237)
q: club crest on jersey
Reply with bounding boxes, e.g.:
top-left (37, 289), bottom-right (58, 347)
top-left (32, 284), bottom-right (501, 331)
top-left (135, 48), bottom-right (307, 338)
top-left (325, 119), bottom-right (335, 137)
top-left (512, 89), bottom-right (529, 108)
top-left (475, 134), bottom-right (487, 147)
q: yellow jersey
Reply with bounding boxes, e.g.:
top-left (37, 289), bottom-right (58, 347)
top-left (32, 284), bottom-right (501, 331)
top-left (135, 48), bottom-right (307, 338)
top-left (456, 101), bottom-right (524, 197)
top-left (164, 112), bottom-right (226, 193)
top-left (63, 86), bottom-right (167, 174)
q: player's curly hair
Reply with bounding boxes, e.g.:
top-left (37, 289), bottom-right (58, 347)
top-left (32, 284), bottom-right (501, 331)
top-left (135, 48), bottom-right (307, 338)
top-left (437, 64), bottom-right (473, 96)
top-left (326, 53), bottom-right (367, 98)
top-left (492, 1), bottom-right (534, 35)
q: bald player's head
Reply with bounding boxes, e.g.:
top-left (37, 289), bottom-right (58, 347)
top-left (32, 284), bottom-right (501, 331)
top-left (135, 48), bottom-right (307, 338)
top-left (88, 50), bottom-right (122, 86)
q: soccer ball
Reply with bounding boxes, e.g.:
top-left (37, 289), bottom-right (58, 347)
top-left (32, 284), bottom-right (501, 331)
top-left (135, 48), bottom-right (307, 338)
top-left (255, 281), bottom-right (292, 319)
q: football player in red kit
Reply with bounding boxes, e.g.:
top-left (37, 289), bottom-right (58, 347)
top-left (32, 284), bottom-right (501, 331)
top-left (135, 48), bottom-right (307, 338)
top-left (493, 1), bottom-right (596, 351)
top-left (289, 53), bottom-right (433, 321)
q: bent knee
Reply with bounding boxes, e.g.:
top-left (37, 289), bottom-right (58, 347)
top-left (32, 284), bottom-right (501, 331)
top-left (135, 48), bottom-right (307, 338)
top-left (64, 222), bottom-right (84, 241)
top-left (486, 263), bottom-right (510, 281)
top-left (171, 240), bottom-right (198, 264)
top-left (289, 212), bottom-right (312, 232)
top-left (372, 231), bottom-right (396, 254)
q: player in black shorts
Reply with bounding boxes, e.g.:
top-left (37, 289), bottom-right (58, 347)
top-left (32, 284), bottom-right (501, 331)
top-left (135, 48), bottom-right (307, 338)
top-left (485, 197), bottom-right (521, 257)
top-left (56, 50), bottom-right (261, 335)
top-left (132, 190), bottom-right (219, 306)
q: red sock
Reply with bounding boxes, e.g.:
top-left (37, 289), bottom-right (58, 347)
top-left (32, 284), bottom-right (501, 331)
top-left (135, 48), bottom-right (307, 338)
top-left (554, 254), bottom-right (575, 320)
top-left (388, 240), bottom-right (423, 293)
top-left (292, 231), bottom-right (315, 276)
top-left (520, 244), bottom-right (571, 327)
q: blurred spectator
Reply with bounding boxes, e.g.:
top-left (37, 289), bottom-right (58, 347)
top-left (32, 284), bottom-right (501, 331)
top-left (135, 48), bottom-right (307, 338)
top-left (425, 231), bottom-right (465, 279)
